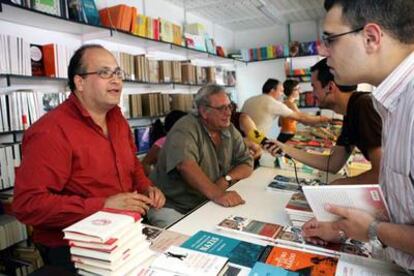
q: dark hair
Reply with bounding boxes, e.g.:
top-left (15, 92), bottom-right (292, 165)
top-left (283, 79), bottom-right (299, 97)
top-left (67, 44), bottom-right (105, 92)
top-left (149, 110), bottom-right (187, 146)
top-left (324, 0), bottom-right (414, 44)
top-left (310, 58), bottom-right (357, 92)
top-left (262, 78), bottom-right (280, 94)
top-left (164, 110), bottom-right (187, 132)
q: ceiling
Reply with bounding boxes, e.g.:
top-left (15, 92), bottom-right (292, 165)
top-left (163, 0), bottom-right (326, 31)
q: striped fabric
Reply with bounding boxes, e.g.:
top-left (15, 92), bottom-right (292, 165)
top-left (372, 51), bottom-right (414, 269)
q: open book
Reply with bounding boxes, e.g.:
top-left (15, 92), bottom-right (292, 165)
top-left (302, 184), bottom-right (390, 222)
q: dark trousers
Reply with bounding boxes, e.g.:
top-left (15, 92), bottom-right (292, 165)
top-left (35, 244), bottom-right (76, 273)
top-left (277, 132), bottom-right (295, 143)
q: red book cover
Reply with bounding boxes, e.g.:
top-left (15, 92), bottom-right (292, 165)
top-left (265, 246), bottom-right (338, 275)
top-left (42, 44), bottom-right (56, 77)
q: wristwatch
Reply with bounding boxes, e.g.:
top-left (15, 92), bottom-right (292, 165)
top-left (368, 220), bottom-right (386, 249)
top-left (224, 174), bottom-right (233, 185)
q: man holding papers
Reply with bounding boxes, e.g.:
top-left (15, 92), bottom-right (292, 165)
top-left (302, 0), bottom-right (414, 272)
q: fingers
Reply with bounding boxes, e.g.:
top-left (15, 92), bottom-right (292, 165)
top-left (325, 204), bottom-right (349, 218)
top-left (148, 187), bottom-right (166, 209)
top-left (215, 191), bottom-right (245, 207)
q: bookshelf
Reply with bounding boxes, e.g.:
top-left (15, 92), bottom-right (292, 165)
top-left (0, 1), bottom-right (242, 66)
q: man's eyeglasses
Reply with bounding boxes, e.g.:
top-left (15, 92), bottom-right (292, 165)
top-left (78, 68), bottom-right (126, 80)
top-left (206, 104), bottom-right (233, 113)
top-left (321, 27), bottom-right (364, 48)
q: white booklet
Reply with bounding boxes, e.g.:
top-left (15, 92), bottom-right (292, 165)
top-left (63, 209), bottom-right (141, 244)
top-left (302, 184), bottom-right (390, 222)
top-left (150, 245), bottom-right (228, 276)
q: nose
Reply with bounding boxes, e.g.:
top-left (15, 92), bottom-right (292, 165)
top-left (318, 42), bottom-right (330, 57)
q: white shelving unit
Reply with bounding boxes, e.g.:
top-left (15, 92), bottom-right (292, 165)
top-left (0, 1), bottom-right (240, 93)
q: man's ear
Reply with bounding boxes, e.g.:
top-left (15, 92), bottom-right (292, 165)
top-left (199, 106), bottom-right (209, 119)
top-left (363, 23), bottom-right (382, 53)
top-left (74, 75), bottom-right (85, 92)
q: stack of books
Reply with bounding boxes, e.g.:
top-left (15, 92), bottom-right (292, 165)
top-left (63, 209), bottom-right (152, 276)
top-left (284, 192), bottom-right (314, 227)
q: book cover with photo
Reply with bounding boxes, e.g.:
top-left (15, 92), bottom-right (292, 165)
top-left (302, 184), bottom-right (390, 222)
top-left (259, 245), bottom-right (338, 276)
top-left (276, 226), bottom-right (372, 258)
top-left (142, 225), bottom-right (189, 253)
top-left (216, 215), bottom-right (283, 242)
top-left (181, 230), bottom-right (265, 268)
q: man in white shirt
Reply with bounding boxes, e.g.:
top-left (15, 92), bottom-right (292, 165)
top-left (302, 0), bottom-right (414, 272)
top-left (242, 78), bottom-right (329, 136)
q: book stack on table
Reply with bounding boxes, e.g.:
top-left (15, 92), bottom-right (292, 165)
top-left (63, 209), bottom-right (152, 276)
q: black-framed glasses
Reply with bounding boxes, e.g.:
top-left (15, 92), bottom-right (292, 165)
top-left (206, 104), bottom-right (233, 113)
top-left (78, 68), bottom-right (126, 80)
top-left (321, 27), bottom-right (364, 48)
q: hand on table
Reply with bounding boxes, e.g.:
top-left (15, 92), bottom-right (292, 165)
top-left (212, 191), bottom-right (245, 208)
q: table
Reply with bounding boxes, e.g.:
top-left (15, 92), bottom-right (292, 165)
top-left (169, 167), bottom-right (315, 237)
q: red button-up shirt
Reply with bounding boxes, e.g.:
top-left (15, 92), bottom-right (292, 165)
top-left (12, 93), bottom-right (152, 247)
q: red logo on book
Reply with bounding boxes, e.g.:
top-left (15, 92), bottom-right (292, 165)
top-left (92, 219), bottom-right (111, 226)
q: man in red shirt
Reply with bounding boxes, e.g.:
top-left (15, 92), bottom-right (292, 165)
top-left (12, 44), bottom-right (165, 271)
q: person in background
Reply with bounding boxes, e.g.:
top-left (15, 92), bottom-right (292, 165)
top-left (142, 110), bottom-right (187, 175)
top-left (242, 78), bottom-right (330, 137)
top-left (276, 58), bottom-right (382, 185)
top-left (230, 101), bottom-right (262, 160)
top-left (277, 79), bottom-right (301, 142)
top-left (302, 0), bottom-right (414, 272)
top-left (148, 84), bottom-right (253, 228)
top-left (12, 45), bottom-right (165, 271)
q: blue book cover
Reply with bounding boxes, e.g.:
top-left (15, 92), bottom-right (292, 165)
top-left (180, 230), bottom-right (265, 268)
top-left (82, 0), bottom-right (101, 26)
top-left (249, 262), bottom-right (299, 276)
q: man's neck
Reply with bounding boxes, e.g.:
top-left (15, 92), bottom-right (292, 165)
top-left (74, 92), bottom-right (110, 128)
top-left (335, 92), bottom-right (354, 115)
top-left (369, 42), bottom-right (414, 86)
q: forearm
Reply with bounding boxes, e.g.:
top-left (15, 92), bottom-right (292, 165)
top-left (227, 163), bottom-right (253, 181)
top-left (280, 144), bottom-right (333, 172)
top-left (177, 160), bottom-right (223, 200)
top-left (377, 222), bottom-right (414, 256)
top-left (297, 113), bottom-right (324, 126)
top-left (13, 191), bottom-right (105, 228)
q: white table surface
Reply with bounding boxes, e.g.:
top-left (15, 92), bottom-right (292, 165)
top-left (169, 167), bottom-right (316, 237)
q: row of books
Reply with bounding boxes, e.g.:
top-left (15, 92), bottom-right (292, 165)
top-left (116, 53), bottom-right (235, 86)
top-left (62, 205), bottom-right (404, 276)
top-left (1, 242), bottom-right (44, 276)
top-left (240, 40), bottom-right (320, 62)
top-left (0, 143), bottom-right (21, 190)
top-left (125, 93), bottom-right (193, 119)
top-left (0, 215), bottom-right (27, 251)
top-left (0, 34), bottom-right (31, 76)
top-left (0, 36), bottom-right (236, 87)
top-left (0, 91), bottom-right (69, 132)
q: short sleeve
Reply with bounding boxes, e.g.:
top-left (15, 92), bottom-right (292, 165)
top-left (164, 128), bottom-right (200, 173)
top-left (272, 101), bottom-right (294, 117)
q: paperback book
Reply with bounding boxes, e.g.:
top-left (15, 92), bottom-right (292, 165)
top-left (63, 209), bottom-right (141, 244)
top-left (302, 184), bottom-right (390, 222)
top-left (216, 215), bottom-right (283, 242)
top-left (267, 175), bottom-right (324, 193)
top-left (180, 230), bottom-right (265, 268)
top-left (259, 245), bottom-right (338, 276)
top-left (276, 226), bottom-right (372, 258)
top-left (150, 245), bottom-right (228, 276)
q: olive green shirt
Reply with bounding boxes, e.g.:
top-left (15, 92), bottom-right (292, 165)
top-left (150, 113), bottom-right (253, 214)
